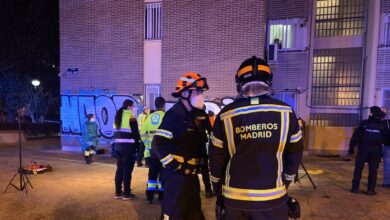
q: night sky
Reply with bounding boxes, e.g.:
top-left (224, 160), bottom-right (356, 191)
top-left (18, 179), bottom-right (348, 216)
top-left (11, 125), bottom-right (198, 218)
top-left (0, 0), bottom-right (59, 119)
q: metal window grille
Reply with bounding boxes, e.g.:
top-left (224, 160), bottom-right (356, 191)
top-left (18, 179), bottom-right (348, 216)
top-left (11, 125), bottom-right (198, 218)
top-left (380, 13), bottom-right (390, 47)
top-left (383, 89), bottom-right (390, 111)
top-left (311, 48), bottom-right (362, 106)
top-left (310, 113), bottom-right (359, 127)
top-left (145, 2), bottom-right (162, 40)
top-left (315, 0), bottom-right (366, 37)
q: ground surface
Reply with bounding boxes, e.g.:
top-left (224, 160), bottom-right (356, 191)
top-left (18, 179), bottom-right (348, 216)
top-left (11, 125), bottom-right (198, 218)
top-left (0, 138), bottom-right (389, 220)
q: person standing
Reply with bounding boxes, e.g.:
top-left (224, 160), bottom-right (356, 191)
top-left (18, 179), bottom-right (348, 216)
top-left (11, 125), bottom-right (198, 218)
top-left (81, 114), bottom-right (99, 164)
top-left (209, 56), bottom-right (303, 220)
top-left (349, 106), bottom-right (386, 195)
top-left (152, 72), bottom-right (209, 219)
top-left (113, 99), bottom-right (140, 200)
top-left (381, 107), bottom-right (390, 187)
top-left (137, 106), bottom-right (150, 167)
top-left (143, 97), bottom-right (166, 204)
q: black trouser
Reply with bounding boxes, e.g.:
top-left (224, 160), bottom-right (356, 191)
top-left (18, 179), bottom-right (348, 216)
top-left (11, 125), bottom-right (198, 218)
top-left (115, 144), bottom-right (136, 196)
top-left (137, 141), bottom-right (145, 165)
top-left (223, 204), bottom-right (288, 220)
top-left (160, 169), bottom-right (205, 220)
top-left (146, 157), bottom-right (163, 201)
top-left (201, 159), bottom-right (212, 193)
top-left (352, 148), bottom-right (382, 192)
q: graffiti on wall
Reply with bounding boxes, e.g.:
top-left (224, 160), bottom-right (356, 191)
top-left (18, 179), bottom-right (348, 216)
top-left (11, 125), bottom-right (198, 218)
top-left (61, 94), bottom-right (234, 140)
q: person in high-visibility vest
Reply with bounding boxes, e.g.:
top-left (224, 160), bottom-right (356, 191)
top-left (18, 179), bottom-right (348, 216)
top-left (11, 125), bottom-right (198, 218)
top-left (113, 99), bottom-right (140, 201)
top-left (143, 97), bottom-right (166, 204)
top-left (137, 106), bottom-right (150, 167)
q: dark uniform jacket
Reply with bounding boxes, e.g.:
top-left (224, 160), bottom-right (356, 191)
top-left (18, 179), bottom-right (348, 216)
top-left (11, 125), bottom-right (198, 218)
top-left (152, 100), bottom-right (208, 174)
top-left (209, 95), bottom-right (304, 210)
top-left (349, 116), bottom-right (386, 152)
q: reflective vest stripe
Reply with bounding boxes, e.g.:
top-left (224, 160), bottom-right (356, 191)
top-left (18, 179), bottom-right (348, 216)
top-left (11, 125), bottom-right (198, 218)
top-left (211, 133), bottom-right (223, 148)
top-left (160, 154), bottom-right (174, 166)
top-left (210, 175), bottom-right (221, 183)
top-left (223, 185), bottom-right (286, 201)
top-left (220, 104), bottom-right (292, 120)
top-left (290, 129), bottom-right (302, 143)
top-left (116, 128), bottom-right (132, 133)
top-left (114, 138), bottom-right (135, 143)
top-left (157, 182), bottom-right (164, 191)
top-left (155, 129), bottom-right (173, 139)
top-left (276, 111), bottom-right (289, 187)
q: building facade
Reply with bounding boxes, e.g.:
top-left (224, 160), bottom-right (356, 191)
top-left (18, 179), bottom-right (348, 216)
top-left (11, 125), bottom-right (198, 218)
top-left (60, 0), bottom-right (389, 154)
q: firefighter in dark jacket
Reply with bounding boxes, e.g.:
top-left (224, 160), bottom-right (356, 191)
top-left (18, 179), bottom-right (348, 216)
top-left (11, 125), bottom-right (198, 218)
top-left (209, 56), bottom-right (304, 220)
top-left (152, 72), bottom-right (209, 220)
top-left (349, 106), bottom-right (386, 195)
top-left (113, 99), bottom-right (140, 200)
top-left (144, 97), bottom-right (166, 204)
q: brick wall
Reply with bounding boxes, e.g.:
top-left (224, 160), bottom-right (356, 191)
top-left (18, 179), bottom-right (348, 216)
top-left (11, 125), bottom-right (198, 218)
top-left (60, 0), bottom-right (144, 95)
top-left (161, 0), bottom-right (267, 101)
top-left (268, 0), bottom-right (312, 20)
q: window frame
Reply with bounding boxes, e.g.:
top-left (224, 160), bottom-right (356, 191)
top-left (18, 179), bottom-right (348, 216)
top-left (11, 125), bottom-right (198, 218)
top-left (267, 18), bottom-right (308, 51)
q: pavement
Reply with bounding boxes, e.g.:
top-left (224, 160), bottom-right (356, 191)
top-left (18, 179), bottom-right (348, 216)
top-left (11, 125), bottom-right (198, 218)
top-left (0, 138), bottom-right (390, 220)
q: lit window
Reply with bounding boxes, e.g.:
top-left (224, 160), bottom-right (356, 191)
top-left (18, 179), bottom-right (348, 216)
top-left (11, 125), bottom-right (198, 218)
top-left (268, 18), bottom-right (308, 50)
top-left (145, 2), bottom-right (162, 40)
top-left (315, 0), bottom-right (365, 37)
top-left (380, 13), bottom-right (390, 47)
top-left (311, 48), bottom-right (362, 107)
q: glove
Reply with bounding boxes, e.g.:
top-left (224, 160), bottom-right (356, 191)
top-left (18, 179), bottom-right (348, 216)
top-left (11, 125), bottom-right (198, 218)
top-left (287, 196), bottom-right (301, 219)
top-left (215, 195), bottom-right (226, 220)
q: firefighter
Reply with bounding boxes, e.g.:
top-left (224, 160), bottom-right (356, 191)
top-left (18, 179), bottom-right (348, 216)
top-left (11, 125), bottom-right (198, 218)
top-left (144, 97), bottom-right (166, 204)
top-left (209, 56), bottom-right (304, 220)
top-left (113, 99), bottom-right (140, 200)
top-left (349, 106), bottom-right (386, 195)
top-left (137, 106), bottom-right (150, 167)
top-left (152, 72), bottom-right (209, 219)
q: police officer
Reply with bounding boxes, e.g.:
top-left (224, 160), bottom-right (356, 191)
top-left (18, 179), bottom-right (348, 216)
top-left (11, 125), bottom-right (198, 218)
top-left (143, 97), bottom-right (166, 204)
top-left (113, 100), bottom-right (140, 200)
top-left (349, 106), bottom-right (386, 195)
top-left (137, 106), bottom-right (150, 167)
top-left (152, 72), bottom-right (209, 219)
top-left (209, 56), bottom-right (304, 220)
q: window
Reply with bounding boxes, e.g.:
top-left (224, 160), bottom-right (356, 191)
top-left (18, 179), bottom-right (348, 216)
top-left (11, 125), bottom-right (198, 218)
top-left (273, 92), bottom-right (296, 111)
top-left (145, 2), bottom-right (162, 40)
top-left (310, 113), bottom-right (359, 127)
top-left (383, 89), bottom-right (390, 111)
top-left (380, 13), bottom-right (390, 47)
top-left (145, 84), bottom-right (160, 110)
top-left (268, 18), bottom-right (308, 50)
top-left (311, 48), bottom-right (362, 106)
top-left (315, 0), bottom-right (365, 37)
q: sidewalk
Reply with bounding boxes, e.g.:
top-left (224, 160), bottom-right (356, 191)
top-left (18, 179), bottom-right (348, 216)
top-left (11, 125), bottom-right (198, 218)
top-left (1, 138), bottom-right (390, 220)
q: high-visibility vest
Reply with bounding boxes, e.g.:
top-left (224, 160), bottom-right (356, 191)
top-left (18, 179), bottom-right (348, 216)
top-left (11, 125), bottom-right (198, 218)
top-left (141, 110), bottom-right (165, 157)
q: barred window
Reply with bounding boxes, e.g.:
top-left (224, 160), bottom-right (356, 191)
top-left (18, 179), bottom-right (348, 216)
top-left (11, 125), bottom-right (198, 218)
top-left (310, 113), bottom-right (359, 127)
top-left (311, 48), bottom-right (362, 106)
top-left (315, 0), bottom-right (365, 37)
top-left (380, 13), bottom-right (390, 47)
top-left (268, 18), bottom-right (308, 50)
top-left (145, 2), bottom-right (162, 40)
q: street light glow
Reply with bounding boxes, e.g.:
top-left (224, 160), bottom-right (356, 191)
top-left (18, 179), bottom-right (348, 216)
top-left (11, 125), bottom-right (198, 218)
top-left (31, 79), bottom-right (40, 87)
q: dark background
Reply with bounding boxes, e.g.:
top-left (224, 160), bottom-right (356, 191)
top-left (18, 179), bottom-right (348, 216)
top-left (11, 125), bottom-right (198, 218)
top-left (0, 0), bottom-right (59, 122)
